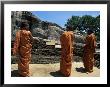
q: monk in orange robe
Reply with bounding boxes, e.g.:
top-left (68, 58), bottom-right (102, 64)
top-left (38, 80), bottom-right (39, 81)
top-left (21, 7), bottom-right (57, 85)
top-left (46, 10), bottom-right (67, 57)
top-left (60, 26), bottom-right (74, 77)
top-left (13, 22), bottom-right (33, 77)
top-left (83, 30), bottom-right (96, 73)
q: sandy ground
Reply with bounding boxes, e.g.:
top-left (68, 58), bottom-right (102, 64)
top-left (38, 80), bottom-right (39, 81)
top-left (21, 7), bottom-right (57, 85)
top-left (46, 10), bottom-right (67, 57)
top-left (11, 62), bottom-right (100, 77)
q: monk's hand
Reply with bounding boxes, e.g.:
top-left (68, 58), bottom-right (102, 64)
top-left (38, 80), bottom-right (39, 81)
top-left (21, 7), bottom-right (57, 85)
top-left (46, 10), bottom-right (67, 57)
top-left (83, 44), bottom-right (86, 48)
top-left (71, 47), bottom-right (74, 53)
top-left (93, 59), bottom-right (95, 65)
top-left (72, 47), bottom-right (74, 50)
top-left (13, 48), bottom-right (16, 56)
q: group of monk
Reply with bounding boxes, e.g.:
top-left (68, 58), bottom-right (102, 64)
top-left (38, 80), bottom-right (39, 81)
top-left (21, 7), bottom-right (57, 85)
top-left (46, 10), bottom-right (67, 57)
top-left (60, 26), bottom-right (96, 77)
top-left (13, 22), bottom-right (96, 77)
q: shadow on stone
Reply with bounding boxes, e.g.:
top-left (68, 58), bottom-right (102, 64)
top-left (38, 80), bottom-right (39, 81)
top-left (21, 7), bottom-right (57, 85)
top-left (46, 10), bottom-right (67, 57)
top-left (11, 70), bottom-right (20, 77)
top-left (50, 70), bottom-right (66, 77)
top-left (75, 67), bottom-right (86, 73)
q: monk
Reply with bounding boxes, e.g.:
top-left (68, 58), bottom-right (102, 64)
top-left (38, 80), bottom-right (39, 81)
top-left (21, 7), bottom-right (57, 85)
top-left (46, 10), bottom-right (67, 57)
top-left (60, 26), bottom-right (74, 77)
top-left (83, 29), bottom-right (96, 73)
top-left (13, 22), bottom-right (33, 77)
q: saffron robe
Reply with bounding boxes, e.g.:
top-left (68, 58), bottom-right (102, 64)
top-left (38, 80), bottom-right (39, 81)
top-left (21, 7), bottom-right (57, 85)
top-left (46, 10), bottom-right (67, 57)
top-left (13, 29), bottom-right (33, 76)
top-left (83, 33), bottom-right (96, 72)
top-left (60, 31), bottom-right (74, 76)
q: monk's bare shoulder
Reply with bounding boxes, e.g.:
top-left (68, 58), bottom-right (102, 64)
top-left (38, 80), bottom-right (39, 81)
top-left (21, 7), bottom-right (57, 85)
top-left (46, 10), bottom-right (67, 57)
top-left (16, 30), bottom-right (21, 36)
top-left (16, 30), bottom-right (21, 33)
top-left (70, 31), bottom-right (74, 35)
top-left (27, 30), bottom-right (31, 33)
top-left (27, 31), bottom-right (32, 35)
top-left (61, 31), bottom-right (66, 36)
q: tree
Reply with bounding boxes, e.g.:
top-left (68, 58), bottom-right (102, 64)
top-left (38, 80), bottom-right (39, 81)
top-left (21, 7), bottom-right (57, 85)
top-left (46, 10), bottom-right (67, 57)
top-left (65, 16), bottom-right (80, 31)
top-left (65, 15), bottom-right (100, 41)
top-left (94, 15), bottom-right (100, 41)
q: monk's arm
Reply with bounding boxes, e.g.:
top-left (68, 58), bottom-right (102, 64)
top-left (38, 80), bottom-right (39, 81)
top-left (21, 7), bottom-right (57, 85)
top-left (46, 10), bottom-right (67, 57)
top-left (60, 33), bottom-right (65, 48)
top-left (94, 36), bottom-right (97, 48)
top-left (13, 31), bottom-right (20, 55)
top-left (71, 33), bottom-right (74, 50)
top-left (29, 31), bottom-right (34, 44)
top-left (85, 36), bottom-right (91, 47)
top-left (90, 35), bottom-right (96, 52)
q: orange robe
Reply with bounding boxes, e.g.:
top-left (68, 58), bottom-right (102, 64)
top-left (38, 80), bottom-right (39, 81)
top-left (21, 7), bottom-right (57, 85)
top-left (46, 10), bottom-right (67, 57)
top-left (60, 31), bottom-right (74, 76)
top-left (13, 29), bottom-right (33, 76)
top-left (83, 33), bottom-right (96, 72)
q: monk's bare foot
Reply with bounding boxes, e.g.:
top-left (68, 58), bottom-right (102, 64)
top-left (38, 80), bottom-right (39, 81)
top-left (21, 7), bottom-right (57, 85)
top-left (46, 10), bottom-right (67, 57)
top-left (86, 70), bottom-right (93, 74)
top-left (64, 74), bottom-right (71, 77)
top-left (29, 73), bottom-right (33, 77)
top-left (86, 72), bottom-right (89, 74)
top-left (88, 70), bottom-right (93, 73)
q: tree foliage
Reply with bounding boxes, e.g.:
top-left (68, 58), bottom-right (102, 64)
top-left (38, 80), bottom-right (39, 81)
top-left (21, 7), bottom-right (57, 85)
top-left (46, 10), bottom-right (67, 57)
top-left (65, 15), bottom-right (100, 41)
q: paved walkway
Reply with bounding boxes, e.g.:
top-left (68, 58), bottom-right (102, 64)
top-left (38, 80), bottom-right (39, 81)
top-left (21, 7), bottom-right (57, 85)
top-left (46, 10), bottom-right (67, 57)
top-left (11, 62), bottom-right (100, 77)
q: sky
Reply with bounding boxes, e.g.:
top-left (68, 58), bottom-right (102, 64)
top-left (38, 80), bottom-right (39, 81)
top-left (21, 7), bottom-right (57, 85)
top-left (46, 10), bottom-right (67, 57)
top-left (31, 11), bottom-right (100, 28)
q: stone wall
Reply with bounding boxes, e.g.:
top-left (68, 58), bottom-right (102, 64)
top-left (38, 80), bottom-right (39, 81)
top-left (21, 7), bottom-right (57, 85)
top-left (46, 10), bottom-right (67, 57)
top-left (11, 48), bottom-right (99, 68)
